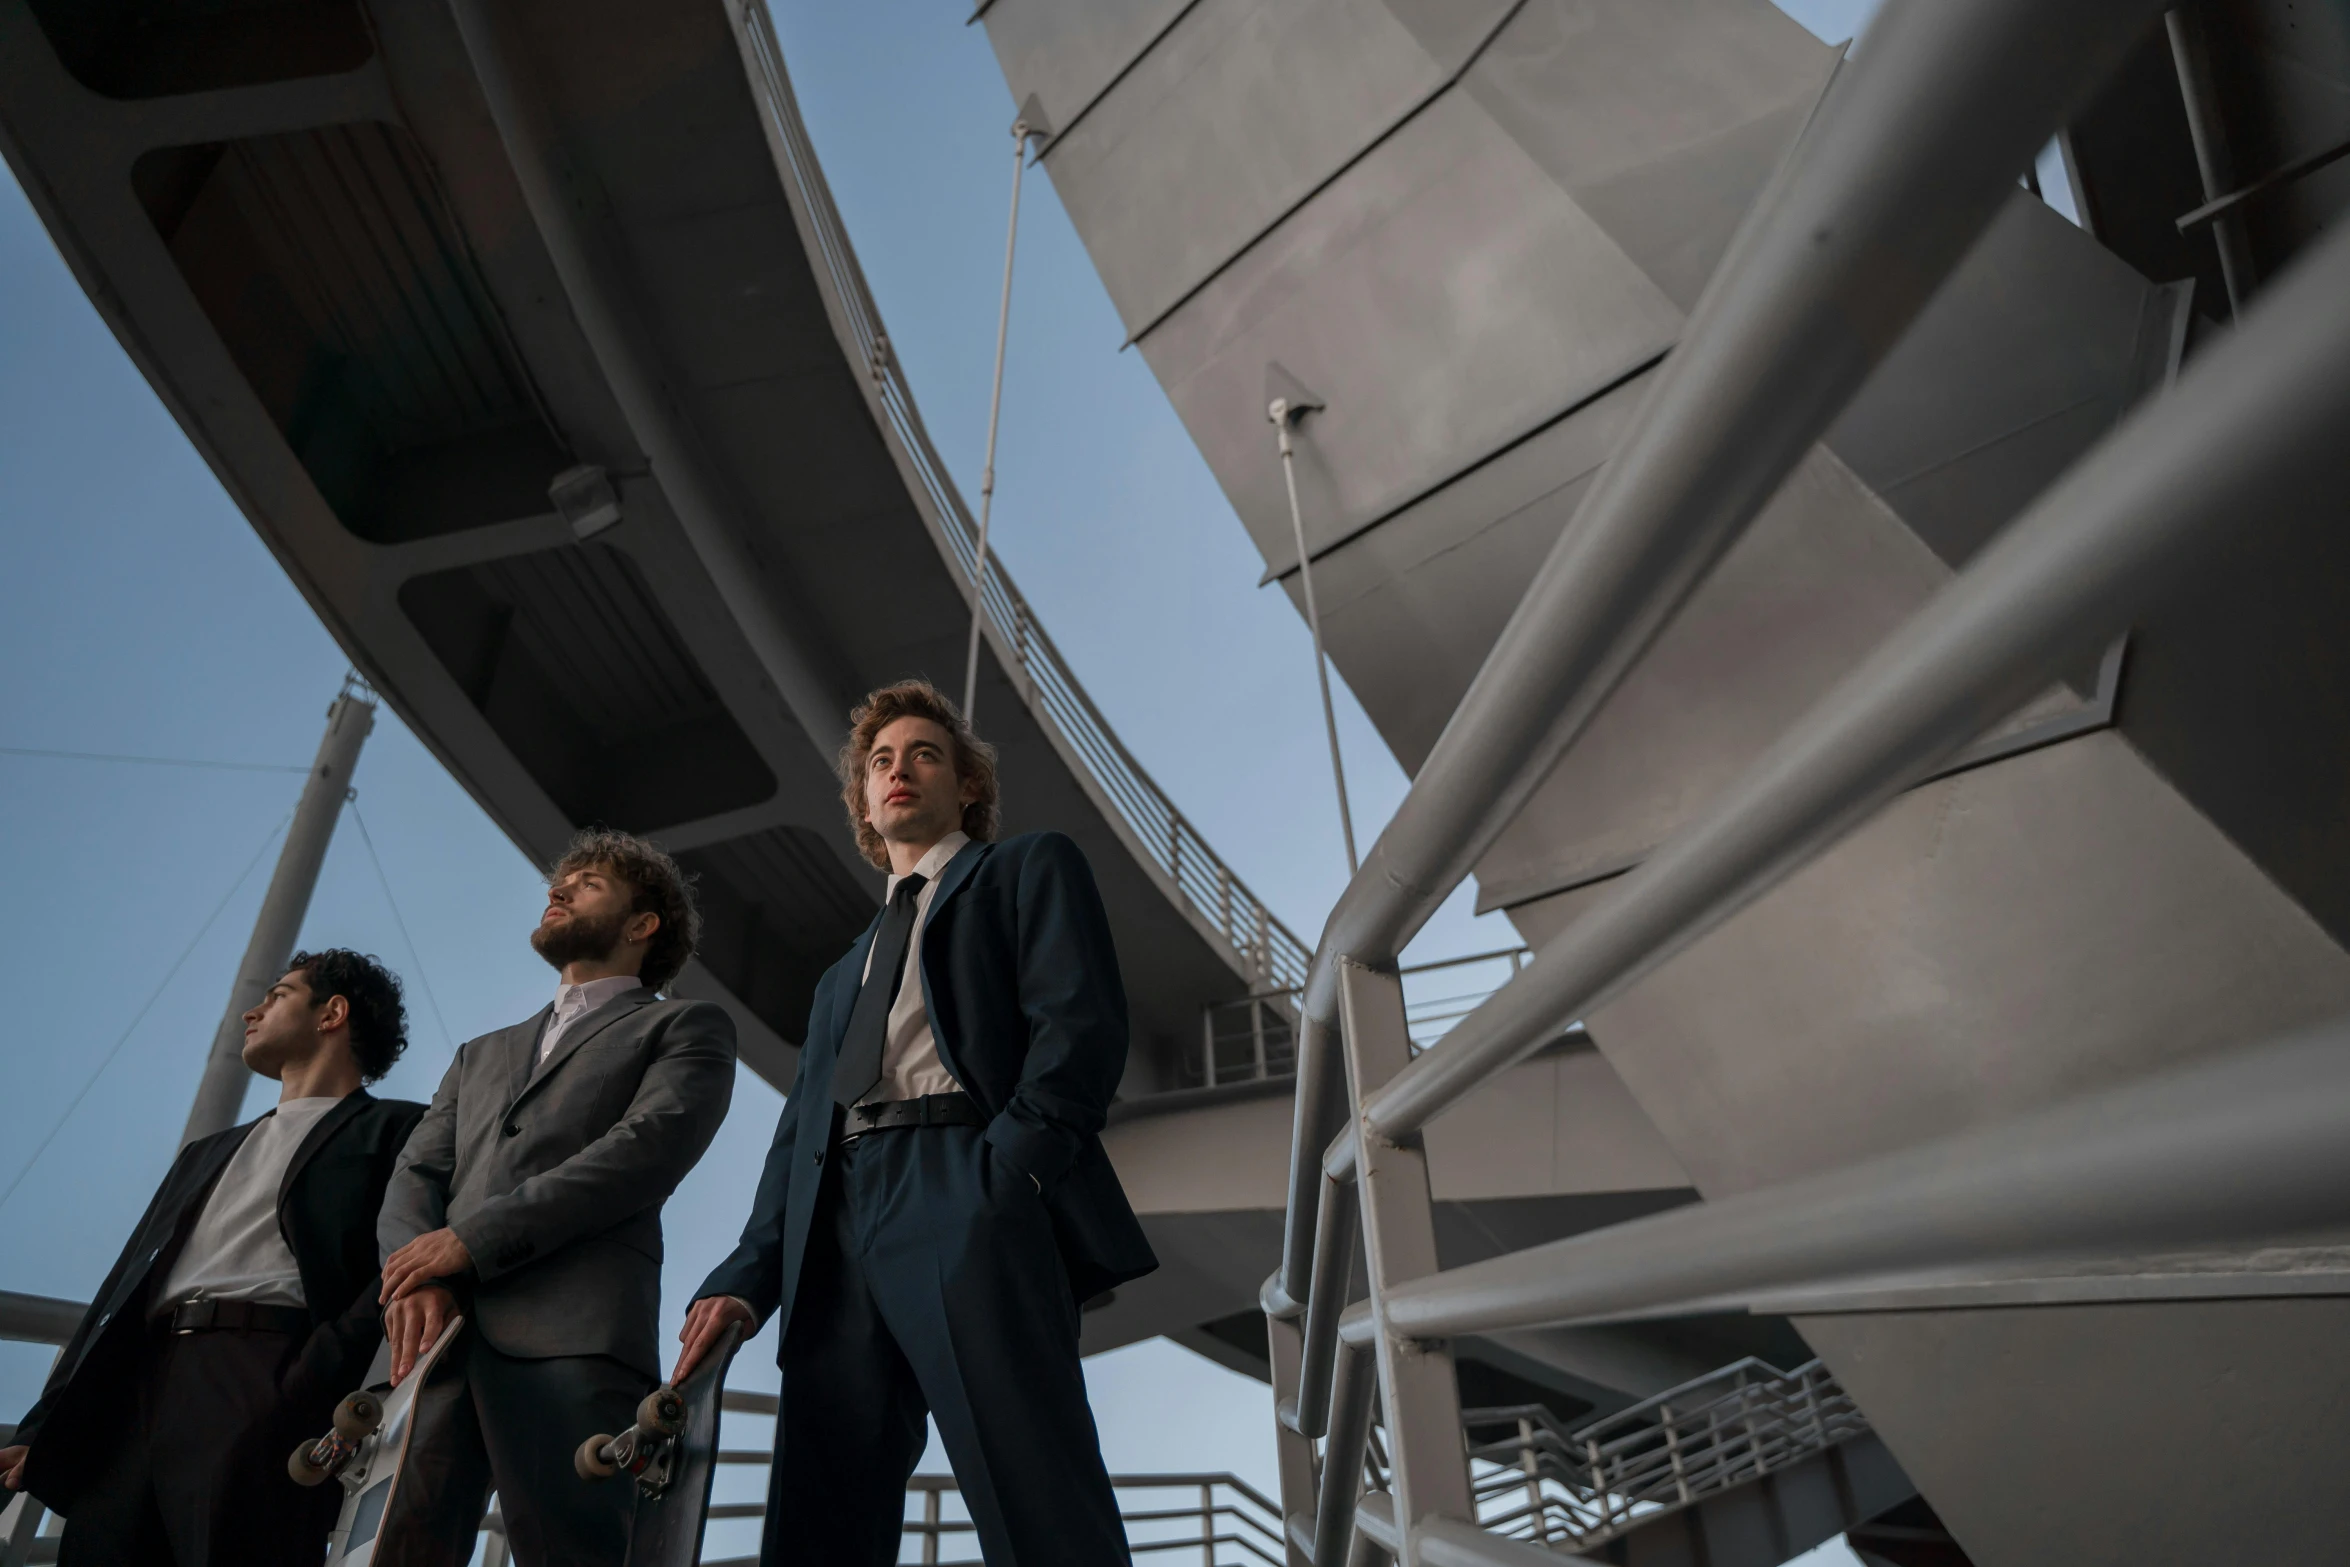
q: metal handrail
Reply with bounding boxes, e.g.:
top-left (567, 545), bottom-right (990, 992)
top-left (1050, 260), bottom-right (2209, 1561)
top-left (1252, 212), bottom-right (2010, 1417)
top-left (732, 0), bottom-right (1309, 995)
top-left (1235, 0), bottom-right (2350, 1561)
top-left (1457, 1359), bottom-right (1866, 1549)
top-left (1197, 947), bottom-right (1530, 1087)
top-left (702, 1462), bottom-right (1286, 1566)
top-left (1265, 0), bottom-right (2182, 1311)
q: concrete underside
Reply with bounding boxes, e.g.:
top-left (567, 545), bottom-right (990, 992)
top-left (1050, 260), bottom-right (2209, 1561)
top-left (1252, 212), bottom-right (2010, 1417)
top-left (0, 0), bottom-right (1278, 1097)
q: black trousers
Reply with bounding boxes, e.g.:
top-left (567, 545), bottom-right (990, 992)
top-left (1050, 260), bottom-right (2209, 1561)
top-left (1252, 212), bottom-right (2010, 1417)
top-left (371, 1331), bottom-right (647, 1567)
top-left (56, 1323), bottom-right (340, 1567)
top-left (764, 1123), bottom-right (1128, 1567)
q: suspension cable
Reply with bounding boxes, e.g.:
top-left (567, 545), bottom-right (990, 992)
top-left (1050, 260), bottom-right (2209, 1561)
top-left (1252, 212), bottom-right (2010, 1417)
top-left (348, 796), bottom-right (454, 1054)
top-left (962, 112), bottom-right (1048, 722)
top-left (0, 809), bottom-right (292, 1214)
top-left (1272, 396), bottom-right (1358, 872)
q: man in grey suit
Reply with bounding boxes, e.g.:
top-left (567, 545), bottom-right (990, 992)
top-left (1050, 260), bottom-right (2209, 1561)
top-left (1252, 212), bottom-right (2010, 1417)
top-left (372, 829), bottom-right (736, 1566)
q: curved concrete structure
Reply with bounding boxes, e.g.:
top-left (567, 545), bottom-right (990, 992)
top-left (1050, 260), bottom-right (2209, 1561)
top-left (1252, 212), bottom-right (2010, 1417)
top-left (0, 0), bottom-right (1306, 1099)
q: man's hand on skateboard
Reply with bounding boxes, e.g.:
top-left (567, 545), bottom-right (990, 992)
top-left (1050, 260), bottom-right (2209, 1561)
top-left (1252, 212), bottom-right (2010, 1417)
top-left (384, 1284), bottom-right (457, 1387)
top-left (380, 1226), bottom-right (472, 1305)
top-left (0, 1443), bottom-right (26, 1491)
top-left (673, 1295), bottom-right (754, 1386)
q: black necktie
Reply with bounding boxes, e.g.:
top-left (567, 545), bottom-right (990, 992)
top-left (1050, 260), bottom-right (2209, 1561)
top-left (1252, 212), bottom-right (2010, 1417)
top-left (832, 873), bottom-right (928, 1107)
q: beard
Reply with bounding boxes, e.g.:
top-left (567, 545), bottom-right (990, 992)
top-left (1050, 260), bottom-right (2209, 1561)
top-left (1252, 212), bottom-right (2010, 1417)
top-left (531, 905), bottom-right (632, 972)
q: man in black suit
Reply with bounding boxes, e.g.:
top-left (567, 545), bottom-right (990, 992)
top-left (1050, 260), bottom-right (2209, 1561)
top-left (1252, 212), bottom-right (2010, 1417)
top-left (373, 829), bottom-right (735, 1567)
top-left (0, 949), bottom-right (425, 1566)
top-left (677, 678), bottom-right (1157, 1567)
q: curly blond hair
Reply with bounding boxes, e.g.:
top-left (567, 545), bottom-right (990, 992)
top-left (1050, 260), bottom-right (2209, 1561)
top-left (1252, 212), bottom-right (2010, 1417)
top-left (837, 680), bottom-right (1000, 870)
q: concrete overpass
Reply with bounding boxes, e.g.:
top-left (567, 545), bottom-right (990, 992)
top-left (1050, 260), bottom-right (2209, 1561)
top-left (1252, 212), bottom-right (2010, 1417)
top-left (0, 0), bottom-right (1730, 1382)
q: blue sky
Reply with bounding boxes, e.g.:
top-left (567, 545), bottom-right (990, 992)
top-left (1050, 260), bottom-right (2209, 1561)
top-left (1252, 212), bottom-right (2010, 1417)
top-left (0, 1), bottom-right (1880, 1559)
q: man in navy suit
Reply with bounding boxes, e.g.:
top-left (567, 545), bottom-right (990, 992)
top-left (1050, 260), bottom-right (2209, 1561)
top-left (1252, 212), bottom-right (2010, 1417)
top-left (677, 678), bottom-right (1155, 1566)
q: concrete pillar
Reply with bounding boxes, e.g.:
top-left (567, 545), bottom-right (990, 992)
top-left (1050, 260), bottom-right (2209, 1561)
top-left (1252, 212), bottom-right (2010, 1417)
top-left (180, 678), bottom-right (376, 1144)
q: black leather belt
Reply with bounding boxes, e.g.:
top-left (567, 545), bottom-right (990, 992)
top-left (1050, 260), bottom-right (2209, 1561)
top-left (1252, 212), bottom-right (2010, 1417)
top-left (159, 1299), bottom-right (311, 1336)
top-left (837, 1091), bottom-right (983, 1144)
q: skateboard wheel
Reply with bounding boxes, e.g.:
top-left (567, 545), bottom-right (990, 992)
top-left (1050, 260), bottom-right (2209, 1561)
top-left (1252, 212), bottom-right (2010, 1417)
top-left (576, 1433), bottom-right (619, 1481)
top-left (289, 1441), bottom-right (333, 1487)
top-left (334, 1391), bottom-right (384, 1440)
top-left (639, 1387), bottom-right (686, 1435)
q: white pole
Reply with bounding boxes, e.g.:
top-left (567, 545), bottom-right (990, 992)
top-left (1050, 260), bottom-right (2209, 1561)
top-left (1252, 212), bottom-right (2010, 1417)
top-left (1273, 399), bottom-right (1358, 872)
top-left (181, 676), bottom-right (375, 1144)
top-left (963, 115), bottom-right (1039, 722)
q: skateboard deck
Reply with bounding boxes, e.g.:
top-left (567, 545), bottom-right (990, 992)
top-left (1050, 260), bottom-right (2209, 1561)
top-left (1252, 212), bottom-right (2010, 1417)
top-left (575, 1321), bottom-right (746, 1567)
top-left (304, 1314), bottom-right (465, 1567)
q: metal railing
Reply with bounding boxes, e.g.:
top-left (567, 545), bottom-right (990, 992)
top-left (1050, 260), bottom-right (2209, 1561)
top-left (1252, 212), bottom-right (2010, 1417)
top-left (732, 0), bottom-right (1309, 995)
top-left (1, 1321), bottom-right (1282, 1567)
top-left (1253, 0), bottom-right (2350, 1563)
top-left (1196, 948), bottom-right (1531, 1088)
top-left (1462, 1359), bottom-right (1864, 1551)
top-left (696, 1391), bottom-right (1287, 1565)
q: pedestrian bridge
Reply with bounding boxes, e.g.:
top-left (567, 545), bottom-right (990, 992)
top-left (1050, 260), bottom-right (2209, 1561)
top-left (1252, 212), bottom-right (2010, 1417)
top-left (0, 0), bottom-right (1793, 1415)
top-left (0, 0), bottom-right (1308, 1096)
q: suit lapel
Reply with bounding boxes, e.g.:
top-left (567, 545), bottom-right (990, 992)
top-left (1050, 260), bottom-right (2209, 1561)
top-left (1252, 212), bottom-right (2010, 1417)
top-left (518, 988), bottom-right (653, 1104)
top-left (915, 838), bottom-right (990, 1087)
top-left (275, 1088), bottom-right (370, 1218)
top-left (508, 1006), bottom-right (555, 1106)
top-left (923, 837), bottom-right (988, 924)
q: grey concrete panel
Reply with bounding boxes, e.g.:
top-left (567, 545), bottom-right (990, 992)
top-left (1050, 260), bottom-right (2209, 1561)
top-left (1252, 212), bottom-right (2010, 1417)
top-left (1142, 88), bottom-right (1680, 574)
top-left (1829, 193), bottom-right (2163, 570)
top-left (1800, 1299), bottom-right (2350, 1563)
top-left (1037, 0), bottom-right (1451, 334)
top-left (1561, 93), bottom-right (1814, 313)
top-left (1470, 447), bottom-right (1952, 911)
top-left (980, 0), bottom-right (1194, 136)
top-left (1289, 371), bottom-right (1647, 769)
top-left (1577, 731), bottom-right (2350, 1196)
top-left (1463, 0), bottom-right (1834, 311)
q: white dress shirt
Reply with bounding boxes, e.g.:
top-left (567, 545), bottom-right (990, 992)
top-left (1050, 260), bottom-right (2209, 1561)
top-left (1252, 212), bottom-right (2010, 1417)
top-left (155, 1096), bottom-right (342, 1309)
top-left (857, 831), bottom-right (968, 1105)
top-left (541, 973), bottom-right (648, 1063)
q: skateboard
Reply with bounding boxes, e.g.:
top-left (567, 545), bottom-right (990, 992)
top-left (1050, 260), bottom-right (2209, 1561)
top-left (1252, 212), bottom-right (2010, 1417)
top-left (575, 1321), bottom-right (746, 1566)
top-left (290, 1314), bottom-right (465, 1567)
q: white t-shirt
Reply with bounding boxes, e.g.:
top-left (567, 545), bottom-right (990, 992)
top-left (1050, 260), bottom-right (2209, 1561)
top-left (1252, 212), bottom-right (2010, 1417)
top-left (155, 1096), bottom-right (342, 1309)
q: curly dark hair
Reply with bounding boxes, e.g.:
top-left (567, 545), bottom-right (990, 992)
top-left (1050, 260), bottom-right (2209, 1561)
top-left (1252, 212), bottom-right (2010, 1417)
top-left (549, 829), bottom-right (702, 993)
top-left (286, 949), bottom-right (409, 1083)
top-left (837, 679), bottom-right (1001, 871)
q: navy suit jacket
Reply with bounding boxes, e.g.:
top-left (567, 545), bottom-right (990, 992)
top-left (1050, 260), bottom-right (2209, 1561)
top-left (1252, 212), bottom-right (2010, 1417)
top-left (698, 832), bottom-right (1157, 1336)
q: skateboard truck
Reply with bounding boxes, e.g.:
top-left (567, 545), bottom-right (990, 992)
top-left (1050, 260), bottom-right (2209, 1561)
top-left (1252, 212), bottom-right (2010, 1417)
top-left (288, 1390), bottom-right (385, 1490)
top-left (575, 1386), bottom-right (690, 1498)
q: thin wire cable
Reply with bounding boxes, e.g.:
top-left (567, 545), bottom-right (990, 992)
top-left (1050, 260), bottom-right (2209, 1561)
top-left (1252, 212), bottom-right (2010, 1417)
top-left (0, 810), bottom-right (293, 1216)
top-left (348, 797), bottom-right (454, 1053)
top-left (1274, 401), bottom-right (1358, 871)
top-left (962, 114), bottom-right (1039, 723)
top-left (0, 745), bottom-right (309, 774)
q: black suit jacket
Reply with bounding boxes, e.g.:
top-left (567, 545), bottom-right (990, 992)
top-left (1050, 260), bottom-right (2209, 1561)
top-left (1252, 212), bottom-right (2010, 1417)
top-left (699, 832), bottom-right (1157, 1336)
top-left (14, 1089), bottom-right (425, 1511)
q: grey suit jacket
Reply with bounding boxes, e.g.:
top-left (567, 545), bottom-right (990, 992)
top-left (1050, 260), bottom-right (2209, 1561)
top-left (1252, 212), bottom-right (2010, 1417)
top-left (379, 987), bottom-right (736, 1377)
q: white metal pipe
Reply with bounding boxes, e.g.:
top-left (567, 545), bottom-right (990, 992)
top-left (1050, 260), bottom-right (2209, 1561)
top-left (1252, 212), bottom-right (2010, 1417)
top-left (1291, 0), bottom-right (2168, 1029)
top-left (182, 681), bottom-right (373, 1144)
top-left (1272, 0), bottom-right (2169, 1300)
top-left (1354, 1493), bottom-right (1592, 1567)
top-left (447, 0), bottom-right (850, 758)
top-left (963, 116), bottom-right (1037, 722)
top-left (1314, 1339), bottom-right (1379, 1567)
top-left (1364, 200), bottom-right (2350, 1142)
top-left (1370, 1010), bottom-right (2350, 1344)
